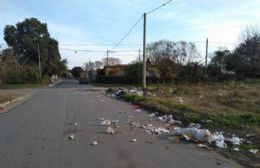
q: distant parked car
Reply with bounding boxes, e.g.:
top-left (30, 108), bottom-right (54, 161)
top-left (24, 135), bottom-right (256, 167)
top-left (79, 77), bottom-right (89, 84)
top-left (78, 71), bottom-right (89, 84)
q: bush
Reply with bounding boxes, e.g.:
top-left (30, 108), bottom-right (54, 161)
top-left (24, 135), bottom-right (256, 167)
top-left (0, 63), bottom-right (41, 84)
top-left (177, 62), bottom-right (205, 83)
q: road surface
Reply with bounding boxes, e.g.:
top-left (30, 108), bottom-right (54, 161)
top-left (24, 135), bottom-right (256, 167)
top-left (0, 80), bottom-right (243, 168)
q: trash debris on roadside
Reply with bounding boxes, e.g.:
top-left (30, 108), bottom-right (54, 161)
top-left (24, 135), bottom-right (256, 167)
top-left (197, 144), bottom-right (211, 150)
top-left (233, 147), bottom-right (240, 152)
top-left (106, 88), bottom-right (144, 99)
top-left (158, 114), bottom-right (173, 122)
top-left (135, 109), bottom-right (142, 112)
top-left (246, 133), bottom-right (256, 138)
top-left (153, 127), bottom-right (170, 134)
top-left (97, 117), bottom-right (105, 121)
top-left (131, 139), bottom-right (137, 142)
top-left (106, 127), bottom-right (115, 134)
top-left (91, 141), bottom-right (98, 146)
top-left (68, 134), bottom-right (75, 140)
top-left (211, 132), bottom-right (227, 148)
top-left (249, 149), bottom-right (258, 154)
top-left (168, 119), bottom-right (182, 125)
top-left (188, 123), bottom-right (201, 129)
top-left (225, 137), bottom-right (242, 145)
top-left (149, 113), bottom-right (156, 117)
top-left (101, 120), bottom-right (111, 126)
top-left (174, 128), bottom-right (213, 142)
top-left (178, 97), bottom-right (184, 104)
top-left (111, 120), bottom-right (119, 124)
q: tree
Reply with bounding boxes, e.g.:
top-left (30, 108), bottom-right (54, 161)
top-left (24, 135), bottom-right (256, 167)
top-left (71, 67), bottom-right (83, 79)
top-left (147, 40), bottom-right (200, 82)
top-left (147, 40), bottom-right (200, 65)
top-left (210, 49), bottom-right (231, 69)
top-left (4, 18), bottom-right (66, 76)
top-left (226, 26), bottom-right (260, 78)
top-left (84, 61), bottom-right (94, 71)
top-left (94, 61), bottom-right (103, 69)
top-left (102, 57), bottom-right (121, 66)
top-left (125, 62), bottom-right (143, 84)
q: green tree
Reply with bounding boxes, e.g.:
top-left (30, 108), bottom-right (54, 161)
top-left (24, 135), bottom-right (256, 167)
top-left (125, 62), bottom-right (143, 84)
top-left (4, 17), bottom-right (66, 76)
top-left (71, 67), bottom-right (83, 79)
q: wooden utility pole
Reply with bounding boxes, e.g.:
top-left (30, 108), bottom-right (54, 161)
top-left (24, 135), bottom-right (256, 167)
top-left (37, 43), bottom-right (42, 78)
top-left (142, 13), bottom-right (147, 89)
top-left (106, 50), bottom-right (109, 66)
top-left (205, 38), bottom-right (209, 77)
top-left (139, 49), bottom-right (141, 62)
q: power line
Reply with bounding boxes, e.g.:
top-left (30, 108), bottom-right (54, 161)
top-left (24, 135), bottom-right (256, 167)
top-left (111, 15), bottom-right (144, 50)
top-left (59, 48), bottom-right (141, 53)
top-left (147, 0), bottom-right (173, 15)
top-left (59, 43), bottom-right (142, 46)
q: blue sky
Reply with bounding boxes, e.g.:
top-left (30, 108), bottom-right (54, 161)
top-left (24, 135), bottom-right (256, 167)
top-left (0, 0), bottom-right (259, 68)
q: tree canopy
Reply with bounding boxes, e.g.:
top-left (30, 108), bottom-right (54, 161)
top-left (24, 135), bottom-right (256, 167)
top-left (4, 17), bottom-right (67, 76)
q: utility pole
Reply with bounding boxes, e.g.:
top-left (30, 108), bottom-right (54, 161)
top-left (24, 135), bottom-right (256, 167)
top-left (139, 49), bottom-right (141, 62)
top-left (37, 43), bottom-right (42, 78)
top-left (142, 13), bottom-right (147, 89)
top-left (106, 50), bottom-right (109, 66)
top-left (205, 38), bottom-right (208, 77)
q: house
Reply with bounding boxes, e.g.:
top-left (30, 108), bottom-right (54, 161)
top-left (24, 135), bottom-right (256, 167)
top-left (97, 61), bottom-right (160, 78)
top-left (104, 64), bottom-right (128, 76)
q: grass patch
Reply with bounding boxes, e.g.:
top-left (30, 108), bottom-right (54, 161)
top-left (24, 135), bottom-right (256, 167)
top-left (0, 94), bottom-right (20, 104)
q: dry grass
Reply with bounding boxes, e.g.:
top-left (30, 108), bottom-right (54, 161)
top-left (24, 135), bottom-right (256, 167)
top-left (0, 94), bottom-right (20, 104)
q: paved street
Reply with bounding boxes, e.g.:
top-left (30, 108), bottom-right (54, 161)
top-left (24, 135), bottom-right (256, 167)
top-left (0, 80), bottom-right (243, 168)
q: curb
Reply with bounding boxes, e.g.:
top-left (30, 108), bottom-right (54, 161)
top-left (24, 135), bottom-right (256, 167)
top-left (0, 96), bottom-right (25, 112)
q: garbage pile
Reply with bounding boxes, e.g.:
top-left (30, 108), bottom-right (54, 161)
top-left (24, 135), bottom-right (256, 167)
top-left (153, 114), bottom-right (258, 153)
top-left (106, 88), bottom-right (144, 99)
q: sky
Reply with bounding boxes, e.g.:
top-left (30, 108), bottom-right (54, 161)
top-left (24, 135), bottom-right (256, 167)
top-left (0, 0), bottom-right (260, 69)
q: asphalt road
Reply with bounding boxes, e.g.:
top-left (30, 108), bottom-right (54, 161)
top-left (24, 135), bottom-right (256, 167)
top-left (0, 80), bottom-right (244, 168)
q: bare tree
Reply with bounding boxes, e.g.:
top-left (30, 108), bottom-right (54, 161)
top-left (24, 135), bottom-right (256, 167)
top-left (94, 61), bottom-right (103, 69)
top-left (84, 61), bottom-right (94, 71)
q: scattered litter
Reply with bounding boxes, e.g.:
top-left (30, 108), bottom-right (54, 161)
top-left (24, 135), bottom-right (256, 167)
top-left (91, 141), bottom-right (98, 146)
top-left (226, 137), bottom-right (242, 145)
top-left (198, 144), bottom-right (211, 149)
top-left (246, 140), bottom-right (253, 144)
top-left (212, 132), bottom-right (227, 148)
top-left (178, 97), bottom-right (184, 104)
top-left (149, 113), bottom-right (156, 117)
top-left (158, 115), bottom-right (173, 122)
top-left (175, 128), bottom-right (213, 142)
top-left (97, 117), bottom-right (105, 121)
top-left (135, 109), bottom-right (142, 112)
top-left (188, 123), bottom-right (201, 129)
top-left (131, 139), bottom-right (137, 142)
top-left (246, 133), bottom-right (256, 138)
top-left (233, 147), bottom-right (240, 152)
top-left (145, 130), bottom-right (152, 134)
top-left (106, 127), bottom-right (115, 134)
top-left (106, 88), bottom-right (144, 99)
top-left (249, 149), bottom-right (258, 154)
top-left (111, 120), bottom-right (119, 124)
top-left (168, 119), bottom-right (182, 125)
top-left (153, 127), bottom-right (170, 134)
top-left (68, 134), bottom-right (74, 140)
top-left (101, 120), bottom-right (111, 126)
top-left (201, 119), bottom-right (213, 123)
